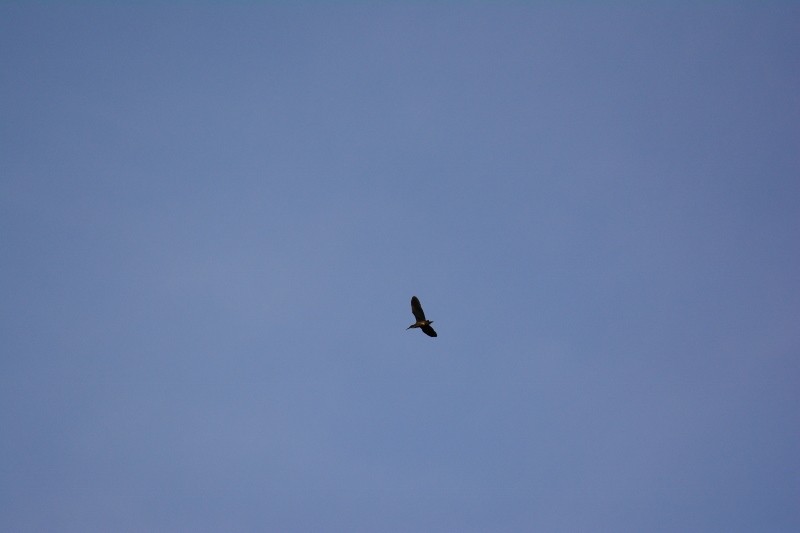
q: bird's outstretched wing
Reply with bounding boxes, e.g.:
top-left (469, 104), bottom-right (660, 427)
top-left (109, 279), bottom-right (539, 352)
top-left (420, 324), bottom-right (438, 337)
top-left (411, 296), bottom-right (427, 322)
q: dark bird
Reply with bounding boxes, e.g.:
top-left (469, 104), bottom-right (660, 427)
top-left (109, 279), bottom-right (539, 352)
top-left (407, 296), bottom-right (437, 337)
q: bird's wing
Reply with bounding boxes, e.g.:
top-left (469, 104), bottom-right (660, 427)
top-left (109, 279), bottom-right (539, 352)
top-left (420, 324), bottom-right (437, 337)
top-left (411, 296), bottom-right (426, 321)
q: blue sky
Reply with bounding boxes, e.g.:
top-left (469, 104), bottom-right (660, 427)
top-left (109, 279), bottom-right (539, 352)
top-left (2, 4), bottom-right (799, 532)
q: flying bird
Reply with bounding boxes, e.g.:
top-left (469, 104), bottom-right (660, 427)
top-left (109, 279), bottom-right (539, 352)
top-left (407, 296), bottom-right (437, 337)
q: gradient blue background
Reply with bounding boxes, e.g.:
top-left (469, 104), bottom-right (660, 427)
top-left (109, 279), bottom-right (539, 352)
top-left (2, 4), bottom-right (799, 532)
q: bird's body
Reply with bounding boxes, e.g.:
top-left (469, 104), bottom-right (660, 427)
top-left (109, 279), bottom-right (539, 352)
top-left (407, 296), bottom-right (437, 337)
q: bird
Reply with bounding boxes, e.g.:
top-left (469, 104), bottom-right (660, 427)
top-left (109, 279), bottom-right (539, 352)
top-left (407, 296), bottom-right (437, 337)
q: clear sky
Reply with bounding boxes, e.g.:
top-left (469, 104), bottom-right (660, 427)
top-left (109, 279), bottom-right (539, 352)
top-left (2, 4), bottom-right (799, 532)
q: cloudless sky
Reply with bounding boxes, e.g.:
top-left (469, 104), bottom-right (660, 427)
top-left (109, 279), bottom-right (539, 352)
top-left (2, 4), bottom-right (799, 532)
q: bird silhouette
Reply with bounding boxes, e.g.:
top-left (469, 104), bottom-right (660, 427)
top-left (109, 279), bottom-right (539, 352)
top-left (407, 296), bottom-right (437, 337)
